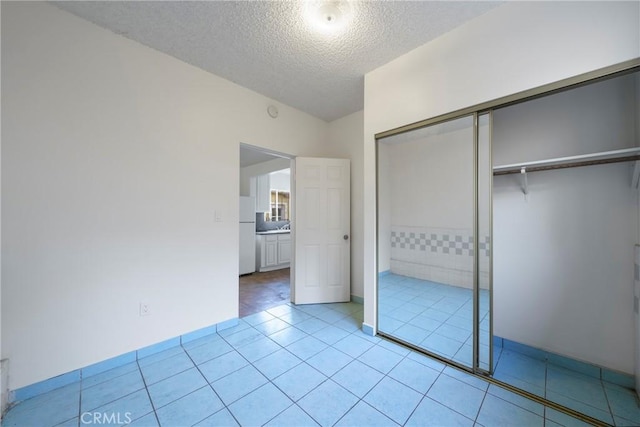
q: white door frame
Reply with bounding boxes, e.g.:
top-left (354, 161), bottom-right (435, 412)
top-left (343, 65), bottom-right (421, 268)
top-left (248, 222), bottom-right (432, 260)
top-left (238, 146), bottom-right (351, 308)
top-left (238, 143), bottom-right (296, 303)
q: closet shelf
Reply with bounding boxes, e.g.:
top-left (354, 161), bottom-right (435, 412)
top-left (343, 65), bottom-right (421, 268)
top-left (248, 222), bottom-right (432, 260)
top-left (493, 147), bottom-right (640, 176)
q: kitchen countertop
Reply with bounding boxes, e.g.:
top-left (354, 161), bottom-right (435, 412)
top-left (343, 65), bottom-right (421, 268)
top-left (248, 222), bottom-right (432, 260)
top-left (256, 230), bottom-right (290, 235)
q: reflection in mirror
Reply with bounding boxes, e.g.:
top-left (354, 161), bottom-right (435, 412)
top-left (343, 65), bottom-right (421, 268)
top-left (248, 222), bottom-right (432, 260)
top-left (377, 115), bottom-right (476, 368)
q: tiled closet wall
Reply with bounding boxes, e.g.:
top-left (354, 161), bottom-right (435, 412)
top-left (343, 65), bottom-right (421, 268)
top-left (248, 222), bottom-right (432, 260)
top-left (389, 225), bottom-right (490, 289)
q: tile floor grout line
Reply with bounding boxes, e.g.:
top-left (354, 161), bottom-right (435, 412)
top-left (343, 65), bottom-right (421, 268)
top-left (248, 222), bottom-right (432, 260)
top-left (134, 357), bottom-right (162, 427)
top-left (326, 390), bottom-right (362, 427)
top-left (389, 349), bottom-right (440, 426)
top-left (76, 378), bottom-right (82, 427)
top-left (178, 341), bottom-right (241, 427)
top-left (402, 394), bottom-right (428, 427)
top-left (544, 357), bottom-right (549, 403)
top-left (79, 373), bottom-right (151, 418)
top-left (473, 388), bottom-right (490, 425)
top-left (292, 376), bottom-right (333, 426)
top-left (270, 355), bottom-right (327, 420)
top-left (139, 365), bottom-right (195, 390)
top-left (330, 396), bottom-right (364, 426)
top-left (80, 364), bottom-right (141, 392)
top-left (291, 401), bottom-right (322, 427)
top-left (259, 400), bottom-right (298, 427)
top-left (424, 368), bottom-right (479, 424)
top-left (600, 374), bottom-right (617, 424)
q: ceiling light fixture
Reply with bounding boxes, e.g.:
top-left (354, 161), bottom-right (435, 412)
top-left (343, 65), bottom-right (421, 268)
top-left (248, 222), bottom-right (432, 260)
top-left (304, 1), bottom-right (352, 35)
top-left (318, 3), bottom-right (341, 26)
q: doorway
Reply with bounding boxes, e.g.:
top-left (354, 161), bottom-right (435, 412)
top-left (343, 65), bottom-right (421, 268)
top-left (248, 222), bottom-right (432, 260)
top-left (239, 146), bottom-right (353, 315)
top-left (239, 143), bottom-right (294, 317)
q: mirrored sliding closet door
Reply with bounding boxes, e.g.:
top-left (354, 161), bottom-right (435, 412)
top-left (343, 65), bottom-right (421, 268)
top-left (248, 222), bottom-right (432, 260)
top-left (376, 113), bottom-right (491, 372)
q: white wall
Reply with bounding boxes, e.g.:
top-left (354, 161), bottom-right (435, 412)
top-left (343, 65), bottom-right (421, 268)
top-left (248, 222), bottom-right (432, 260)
top-left (326, 111), bottom-right (365, 298)
top-left (269, 170), bottom-right (290, 192)
top-left (493, 75), bottom-right (638, 165)
top-left (363, 1), bottom-right (640, 332)
top-left (1, 2), bottom-right (329, 390)
top-left (495, 165), bottom-right (637, 372)
top-left (493, 74), bottom-right (639, 373)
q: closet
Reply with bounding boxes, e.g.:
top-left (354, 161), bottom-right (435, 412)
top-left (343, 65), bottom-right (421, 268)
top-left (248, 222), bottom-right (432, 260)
top-left (493, 72), bottom-right (639, 372)
top-left (376, 64), bottom-right (640, 424)
top-left (490, 70), bottom-right (640, 424)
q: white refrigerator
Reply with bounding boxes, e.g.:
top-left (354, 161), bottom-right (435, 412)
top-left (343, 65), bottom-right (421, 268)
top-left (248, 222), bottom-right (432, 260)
top-left (239, 196), bottom-right (256, 275)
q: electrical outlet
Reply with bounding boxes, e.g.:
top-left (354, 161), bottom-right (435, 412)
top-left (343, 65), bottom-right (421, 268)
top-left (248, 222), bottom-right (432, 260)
top-left (214, 210), bottom-right (222, 222)
top-left (139, 302), bottom-right (150, 316)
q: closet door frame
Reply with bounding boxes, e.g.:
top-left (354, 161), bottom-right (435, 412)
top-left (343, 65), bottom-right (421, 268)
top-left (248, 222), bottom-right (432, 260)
top-left (472, 112), bottom-right (480, 374)
top-left (375, 59), bottom-right (639, 142)
top-left (475, 111), bottom-right (493, 375)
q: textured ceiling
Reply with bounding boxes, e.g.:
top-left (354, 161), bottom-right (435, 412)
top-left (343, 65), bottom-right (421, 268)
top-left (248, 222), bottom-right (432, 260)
top-left (53, 1), bottom-right (503, 122)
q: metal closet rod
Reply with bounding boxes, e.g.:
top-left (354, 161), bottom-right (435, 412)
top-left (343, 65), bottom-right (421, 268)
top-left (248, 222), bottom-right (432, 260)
top-left (492, 147), bottom-right (640, 176)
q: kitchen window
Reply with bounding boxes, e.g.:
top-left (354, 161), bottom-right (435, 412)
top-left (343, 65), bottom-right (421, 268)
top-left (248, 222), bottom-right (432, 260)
top-left (270, 190), bottom-right (290, 221)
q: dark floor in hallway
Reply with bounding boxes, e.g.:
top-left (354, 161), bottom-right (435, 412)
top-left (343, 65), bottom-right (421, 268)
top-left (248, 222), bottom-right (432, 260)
top-left (239, 268), bottom-right (290, 317)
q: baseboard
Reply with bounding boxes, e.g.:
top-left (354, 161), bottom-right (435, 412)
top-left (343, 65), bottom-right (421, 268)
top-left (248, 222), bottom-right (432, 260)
top-left (10, 317), bottom-right (239, 403)
top-left (496, 336), bottom-right (634, 389)
top-left (362, 323), bottom-right (375, 336)
top-left (12, 370), bottom-right (81, 402)
top-left (1, 359), bottom-right (10, 416)
top-left (351, 295), bottom-right (364, 304)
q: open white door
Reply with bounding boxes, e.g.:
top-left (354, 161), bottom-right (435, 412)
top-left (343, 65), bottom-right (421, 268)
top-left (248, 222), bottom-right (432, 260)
top-left (294, 157), bottom-right (350, 304)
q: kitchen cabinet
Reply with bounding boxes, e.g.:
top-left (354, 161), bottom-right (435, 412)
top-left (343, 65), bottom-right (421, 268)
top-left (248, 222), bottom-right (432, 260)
top-left (264, 237), bottom-right (278, 267)
top-left (277, 234), bottom-right (291, 264)
top-left (256, 174), bottom-right (271, 213)
top-left (256, 232), bottom-right (290, 272)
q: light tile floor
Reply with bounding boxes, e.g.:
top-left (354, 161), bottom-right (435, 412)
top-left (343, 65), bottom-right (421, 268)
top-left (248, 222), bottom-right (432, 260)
top-left (378, 273), bottom-right (490, 370)
top-left (378, 273), bottom-right (640, 426)
top-left (3, 301), bottom-right (593, 427)
top-left (494, 348), bottom-right (640, 426)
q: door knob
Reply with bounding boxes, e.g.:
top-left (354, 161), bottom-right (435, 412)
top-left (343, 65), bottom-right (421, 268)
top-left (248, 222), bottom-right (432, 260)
top-left (343, 234), bottom-right (349, 240)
